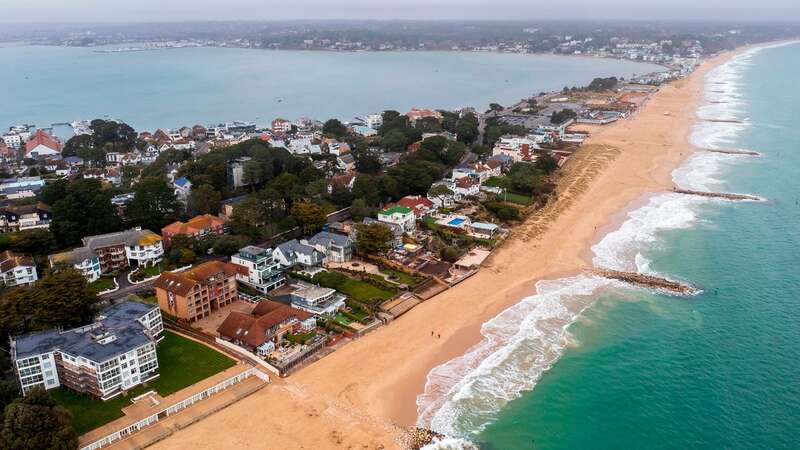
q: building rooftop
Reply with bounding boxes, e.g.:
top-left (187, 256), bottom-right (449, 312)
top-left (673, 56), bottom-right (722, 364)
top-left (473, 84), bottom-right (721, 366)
top-left (13, 300), bottom-right (157, 362)
top-left (380, 206), bottom-right (412, 216)
top-left (82, 228), bottom-right (162, 250)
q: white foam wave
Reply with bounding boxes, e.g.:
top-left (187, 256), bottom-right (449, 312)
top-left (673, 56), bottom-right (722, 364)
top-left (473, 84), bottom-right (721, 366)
top-left (416, 275), bottom-right (611, 437)
top-left (412, 41), bottom-right (775, 441)
top-left (420, 437), bottom-right (480, 450)
top-left (591, 193), bottom-right (709, 271)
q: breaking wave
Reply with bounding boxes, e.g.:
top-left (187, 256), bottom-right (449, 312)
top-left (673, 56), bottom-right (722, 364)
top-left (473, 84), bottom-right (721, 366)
top-left (415, 44), bottom-right (761, 440)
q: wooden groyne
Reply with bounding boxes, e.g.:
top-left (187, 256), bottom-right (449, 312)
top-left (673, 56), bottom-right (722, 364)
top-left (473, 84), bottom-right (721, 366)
top-left (591, 269), bottom-right (700, 296)
top-left (699, 147), bottom-right (761, 156)
top-left (674, 189), bottom-right (763, 202)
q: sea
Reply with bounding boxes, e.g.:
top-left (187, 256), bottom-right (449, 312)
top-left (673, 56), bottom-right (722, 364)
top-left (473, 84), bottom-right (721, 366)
top-left (0, 43), bottom-right (662, 137)
top-left (418, 42), bottom-right (800, 449)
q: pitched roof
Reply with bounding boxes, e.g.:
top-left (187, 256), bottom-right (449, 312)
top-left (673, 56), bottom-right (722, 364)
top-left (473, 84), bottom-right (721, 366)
top-left (153, 261), bottom-right (243, 297)
top-left (24, 130), bottom-right (62, 155)
top-left (49, 246), bottom-right (97, 266)
top-left (276, 239), bottom-right (321, 259)
top-left (397, 196), bottom-right (434, 210)
top-left (174, 177), bottom-right (191, 188)
top-left (307, 231), bottom-right (351, 248)
top-left (162, 214), bottom-right (227, 236)
top-left (216, 301), bottom-right (311, 348)
top-left (82, 228), bottom-right (162, 250)
top-left (0, 250), bottom-right (34, 273)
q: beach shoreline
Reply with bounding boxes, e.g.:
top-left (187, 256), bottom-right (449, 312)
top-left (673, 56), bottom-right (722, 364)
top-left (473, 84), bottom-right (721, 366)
top-left (151, 47), bottom-right (749, 450)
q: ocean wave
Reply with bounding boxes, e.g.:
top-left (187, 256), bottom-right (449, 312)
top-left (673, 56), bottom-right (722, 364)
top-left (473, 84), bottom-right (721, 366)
top-left (591, 193), bottom-right (710, 272)
top-left (413, 43), bottom-right (768, 441)
top-left (416, 275), bottom-right (611, 437)
top-left (420, 437), bottom-right (481, 450)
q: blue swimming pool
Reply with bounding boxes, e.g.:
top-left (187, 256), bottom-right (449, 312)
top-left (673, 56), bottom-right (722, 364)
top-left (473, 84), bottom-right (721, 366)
top-left (448, 218), bottom-right (466, 226)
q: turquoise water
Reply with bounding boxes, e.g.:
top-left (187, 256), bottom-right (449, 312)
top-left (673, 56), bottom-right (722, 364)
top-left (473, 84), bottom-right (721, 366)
top-left (0, 44), bottom-right (662, 134)
top-left (420, 43), bottom-right (800, 449)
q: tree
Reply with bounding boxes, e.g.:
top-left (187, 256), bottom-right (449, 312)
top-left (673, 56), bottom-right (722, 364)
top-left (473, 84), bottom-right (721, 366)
top-left (349, 198), bottom-right (374, 221)
top-left (188, 184), bottom-right (221, 216)
top-left (427, 184), bottom-right (454, 208)
top-left (212, 235), bottom-right (248, 256)
top-left (484, 201), bottom-right (520, 222)
top-left (0, 388), bottom-right (77, 450)
top-left (550, 108), bottom-right (577, 125)
top-left (0, 269), bottom-right (99, 335)
top-left (230, 196), bottom-right (268, 239)
top-left (381, 129), bottom-right (408, 152)
top-left (508, 163), bottom-right (546, 195)
top-left (49, 178), bottom-right (123, 247)
top-left (355, 223), bottom-right (392, 255)
top-left (322, 119), bottom-right (348, 138)
top-left (534, 152), bottom-right (559, 175)
top-left (439, 245), bottom-right (461, 263)
top-left (5, 230), bottom-right (56, 256)
top-left (126, 176), bottom-right (181, 231)
top-left (455, 113), bottom-right (479, 144)
top-left (290, 202), bottom-right (326, 234)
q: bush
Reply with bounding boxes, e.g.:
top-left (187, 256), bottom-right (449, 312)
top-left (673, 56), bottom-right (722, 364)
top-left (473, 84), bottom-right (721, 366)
top-left (484, 201), bottom-right (520, 222)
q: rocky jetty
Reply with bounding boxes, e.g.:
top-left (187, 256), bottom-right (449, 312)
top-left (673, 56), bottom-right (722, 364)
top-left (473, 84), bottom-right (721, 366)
top-left (674, 189), bottom-right (763, 202)
top-left (591, 269), bottom-right (700, 296)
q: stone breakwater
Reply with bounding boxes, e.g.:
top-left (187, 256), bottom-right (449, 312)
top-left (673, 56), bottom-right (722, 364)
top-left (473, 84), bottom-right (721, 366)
top-left (590, 269), bottom-right (701, 296)
top-left (699, 148), bottom-right (761, 156)
top-left (674, 189), bottom-right (764, 202)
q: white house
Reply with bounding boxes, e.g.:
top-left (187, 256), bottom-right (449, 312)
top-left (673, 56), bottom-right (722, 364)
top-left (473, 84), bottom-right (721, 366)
top-left (49, 247), bottom-right (102, 283)
top-left (378, 205), bottom-right (416, 234)
top-left (173, 177), bottom-right (192, 204)
top-left (365, 113), bottom-right (383, 130)
top-left (230, 245), bottom-right (286, 294)
top-left (274, 239), bottom-right (327, 269)
top-left (492, 135), bottom-right (543, 162)
top-left (0, 251), bottom-right (38, 287)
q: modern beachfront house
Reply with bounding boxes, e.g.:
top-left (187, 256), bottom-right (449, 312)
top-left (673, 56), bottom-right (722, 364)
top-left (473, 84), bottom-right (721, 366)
top-left (230, 245), bottom-right (286, 294)
top-left (10, 300), bottom-right (163, 400)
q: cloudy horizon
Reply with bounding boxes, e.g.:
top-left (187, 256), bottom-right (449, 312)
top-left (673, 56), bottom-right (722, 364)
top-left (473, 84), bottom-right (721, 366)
top-left (3, 0), bottom-right (800, 23)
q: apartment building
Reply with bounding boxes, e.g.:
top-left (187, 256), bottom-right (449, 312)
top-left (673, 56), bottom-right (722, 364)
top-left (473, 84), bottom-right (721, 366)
top-left (0, 251), bottom-right (38, 287)
top-left (11, 300), bottom-right (162, 400)
top-left (82, 228), bottom-right (164, 273)
top-left (153, 261), bottom-right (242, 322)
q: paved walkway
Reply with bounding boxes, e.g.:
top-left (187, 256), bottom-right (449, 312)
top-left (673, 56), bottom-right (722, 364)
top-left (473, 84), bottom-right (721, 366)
top-left (104, 376), bottom-right (266, 450)
top-left (79, 363), bottom-right (259, 447)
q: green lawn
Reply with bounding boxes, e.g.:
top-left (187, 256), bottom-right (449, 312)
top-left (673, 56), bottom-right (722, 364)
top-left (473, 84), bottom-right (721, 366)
top-left (146, 331), bottom-right (236, 396)
top-left (314, 271), bottom-right (396, 305)
top-left (52, 331), bottom-right (235, 435)
top-left (285, 331), bottom-right (317, 345)
top-left (501, 191), bottom-right (533, 205)
top-left (483, 176), bottom-right (507, 188)
top-left (379, 268), bottom-right (423, 287)
top-left (89, 276), bottom-right (116, 293)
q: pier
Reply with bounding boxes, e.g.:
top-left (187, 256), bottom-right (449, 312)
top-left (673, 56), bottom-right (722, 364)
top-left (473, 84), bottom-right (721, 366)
top-left (591, 269), bottom-right (700, 296)
top-left (674, 189), bottom-right (763, 202)
top-left (699, 147), bottom-right (760, 156)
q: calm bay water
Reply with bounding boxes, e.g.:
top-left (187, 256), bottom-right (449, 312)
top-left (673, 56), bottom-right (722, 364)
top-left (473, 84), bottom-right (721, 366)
top-left (0, 43), bottom-right (662, 134)
top-left (420, 43), bottom-right (800, 449)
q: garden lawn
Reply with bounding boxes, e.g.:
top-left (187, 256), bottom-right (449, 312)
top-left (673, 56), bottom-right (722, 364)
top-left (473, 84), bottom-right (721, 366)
top-left (51, 331), bottom-right (235, 435)
top-left (502, 191), bottom-right (533, 205)
top-left (379, 268), bottom-right (422, 287)
top-left (89, 276), bottom-right (116, 293)
top-left (314, 271), bottom-right (396, 304)
top-left (147, 331), bottom-right (236, 396)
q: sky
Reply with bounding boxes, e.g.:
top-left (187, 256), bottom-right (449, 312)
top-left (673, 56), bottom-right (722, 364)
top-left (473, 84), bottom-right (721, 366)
top-left (2, 0), bottom-right (800, 23)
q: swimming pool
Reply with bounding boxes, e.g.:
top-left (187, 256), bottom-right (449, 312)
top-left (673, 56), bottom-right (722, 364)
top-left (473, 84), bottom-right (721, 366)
top-left (447, 218), bottom-right (466, 226)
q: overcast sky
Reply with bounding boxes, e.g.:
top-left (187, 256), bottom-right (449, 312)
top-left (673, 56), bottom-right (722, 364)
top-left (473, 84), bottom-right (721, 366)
top-left (3, 0), bottom-right (800, 22)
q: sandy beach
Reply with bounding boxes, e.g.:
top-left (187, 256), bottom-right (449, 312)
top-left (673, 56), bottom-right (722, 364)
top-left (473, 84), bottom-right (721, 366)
top-left (151, 49), bottom-right (739, 450)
